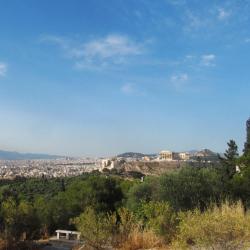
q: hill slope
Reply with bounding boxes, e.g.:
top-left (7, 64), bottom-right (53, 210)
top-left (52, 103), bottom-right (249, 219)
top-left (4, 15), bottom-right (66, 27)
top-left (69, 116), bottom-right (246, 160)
top-left (0, 150), bottom-right (62, 160)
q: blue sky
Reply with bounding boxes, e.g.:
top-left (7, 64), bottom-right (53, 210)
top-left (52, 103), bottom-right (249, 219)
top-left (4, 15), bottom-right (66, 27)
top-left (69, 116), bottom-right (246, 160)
top-left (0, 0), bottom-right (249, 156)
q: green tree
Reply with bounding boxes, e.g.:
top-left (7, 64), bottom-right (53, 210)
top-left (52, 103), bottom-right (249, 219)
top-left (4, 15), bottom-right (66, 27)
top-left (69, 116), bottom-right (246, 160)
top-left (244, 118), bottom-right (250, 155)
top-left (159, 167), bottom-right (223, 211)
top-left (18, 200), bottom-right (40, 240)
top-left (126, 177), bottom-right (160, 213)
top-left (1, 198), bottom-right (39, 244)
top-left (238, 153), bottom-right (250, 168)
top-left (34, 196), bottom-right (53, 237)
top-left (232, 165), bottom-right (250, 208)
top-left (1, 197), bottom-right (19, 243)
top-left (219, 140), bottom-right (239, 180)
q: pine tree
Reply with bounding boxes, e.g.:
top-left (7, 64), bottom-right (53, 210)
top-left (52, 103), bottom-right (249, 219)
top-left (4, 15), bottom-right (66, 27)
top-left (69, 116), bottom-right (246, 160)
top-left (219, 140), bottom-right (239, 179)
top-left (224, 140), bottom-right (239, 163)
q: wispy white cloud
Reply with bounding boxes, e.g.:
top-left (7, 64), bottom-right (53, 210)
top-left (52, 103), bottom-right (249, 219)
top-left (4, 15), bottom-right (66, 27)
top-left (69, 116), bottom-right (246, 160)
top-left (74, 34), bottom-right (142, 69)
top-left (185, 55), bottom-right (195, 60)
top-left (245, 38), bottom-right (250, 43)
top-left (73, 35), bottom-right (141, 58)
top-left (183, 53), bottom-right (217, 69)
top-left (40, 35), bottom-right (69, 49)
top-left (134, 10), bottom-right (143, 19)
top-left (183, 4), bottom-right (233, 33)
top-left (217, 8), bottom-right (231, 20)
top-left (0, 62), bottom-right (7, 76)
top-left (121, 83), bottom-right (135, 94)
top-left (120, 82), bottom-right (146, 96)
top-left (165, 0), bottom-right (186, 6)
top-left (41, 34), bottom-right (143, 70)
top-left (185, 11), bottom-right (207, 30)
top-left (201, 54), bottom-right (216, 67)
top-left (170, 73), bottom-right (189, 91)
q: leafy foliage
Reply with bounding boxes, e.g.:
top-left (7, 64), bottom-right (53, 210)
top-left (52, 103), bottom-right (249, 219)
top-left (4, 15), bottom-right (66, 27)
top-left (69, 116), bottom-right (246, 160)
top-left (73, 207), bottom-right (117, 249)
top-left (140, 201), bottom-right (177, 242)
top-left (219, 139), bottom-right (239, 180)
top-left (159, 167), bottom-right (224, 211)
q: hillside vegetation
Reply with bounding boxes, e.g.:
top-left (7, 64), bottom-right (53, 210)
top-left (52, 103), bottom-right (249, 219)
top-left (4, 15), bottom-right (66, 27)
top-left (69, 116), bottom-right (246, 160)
top-left (0, 137), bottom-right (249, 249)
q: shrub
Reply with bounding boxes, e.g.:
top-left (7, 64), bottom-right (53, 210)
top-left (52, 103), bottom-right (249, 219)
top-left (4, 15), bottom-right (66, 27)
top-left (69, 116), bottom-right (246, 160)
top-left (74, 206), bottom-right (167, 250)
top-left (73, 207), bottom-right (117, 249)
top-left (172, 201), bottom-right (250, 250)
top-left (141, 201), bottom-right (177, 242)
top-left (114, 204), bottom-right (173, 249)
top-left (118, 228), bottom-right (165, 250)
top-left (117, 207), bottom-right (138, 242)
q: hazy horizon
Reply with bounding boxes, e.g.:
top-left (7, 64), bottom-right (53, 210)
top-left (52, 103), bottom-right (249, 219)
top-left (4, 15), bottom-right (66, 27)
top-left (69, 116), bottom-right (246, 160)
top-left (0, 147), bottom-right (225, 158)
top-left (0, 0), bottom-right (249, 156)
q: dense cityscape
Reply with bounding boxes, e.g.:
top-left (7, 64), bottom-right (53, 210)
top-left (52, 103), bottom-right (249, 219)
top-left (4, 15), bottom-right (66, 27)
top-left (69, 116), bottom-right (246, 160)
top-left (0, 148), bottom-right (219, 179)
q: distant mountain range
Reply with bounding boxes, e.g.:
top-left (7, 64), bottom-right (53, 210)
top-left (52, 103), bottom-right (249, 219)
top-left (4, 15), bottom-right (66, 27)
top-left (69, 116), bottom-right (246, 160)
top-left (0, 150), bottom-right (62, 160)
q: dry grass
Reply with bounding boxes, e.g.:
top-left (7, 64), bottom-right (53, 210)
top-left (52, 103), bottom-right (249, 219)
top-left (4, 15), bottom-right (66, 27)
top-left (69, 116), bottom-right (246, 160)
top-left (172, 201), bottom-right (250, 250)
top-left (117, 228), bottom-right (168, 250)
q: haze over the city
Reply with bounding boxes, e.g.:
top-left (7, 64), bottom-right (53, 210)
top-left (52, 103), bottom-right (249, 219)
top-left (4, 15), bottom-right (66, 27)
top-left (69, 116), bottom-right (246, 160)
top-left (0, 0), bottom-right (249, 156)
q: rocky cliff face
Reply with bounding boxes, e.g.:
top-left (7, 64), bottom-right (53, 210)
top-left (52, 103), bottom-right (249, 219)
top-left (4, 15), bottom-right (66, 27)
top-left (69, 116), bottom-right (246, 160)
top-left (114, 160), bottom-right (184, 176)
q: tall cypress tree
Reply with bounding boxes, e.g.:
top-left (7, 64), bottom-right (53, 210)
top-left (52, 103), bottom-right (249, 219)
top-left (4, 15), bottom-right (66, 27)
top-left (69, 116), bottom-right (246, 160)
top-left (244, 118), bottom-right (250, 155)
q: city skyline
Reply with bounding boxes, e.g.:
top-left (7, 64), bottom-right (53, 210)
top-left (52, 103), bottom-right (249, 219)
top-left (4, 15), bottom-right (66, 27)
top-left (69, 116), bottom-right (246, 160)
top-left (0, 0), bottom-right (250, 156)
